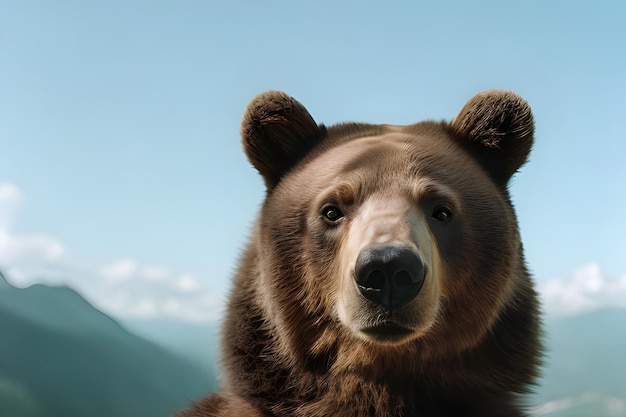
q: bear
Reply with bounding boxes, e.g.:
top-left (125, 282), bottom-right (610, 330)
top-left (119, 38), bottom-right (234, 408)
top-left (176, 90), bottom-right (542, 417)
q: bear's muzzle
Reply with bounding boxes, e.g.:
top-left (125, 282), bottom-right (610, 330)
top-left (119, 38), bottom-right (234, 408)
top-left (354, 244), bottom-right (425, 311)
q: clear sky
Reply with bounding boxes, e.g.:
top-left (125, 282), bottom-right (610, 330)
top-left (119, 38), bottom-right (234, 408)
top-left (1, 0), bottom-right (625, 321)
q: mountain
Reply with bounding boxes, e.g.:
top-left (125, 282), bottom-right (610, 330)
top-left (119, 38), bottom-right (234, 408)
top-left (0, 276), bottom-right (218, 417)
top-left (533, 308), bottom-right (626, 416)
top-left (120, 317), bottom-right (221, 373)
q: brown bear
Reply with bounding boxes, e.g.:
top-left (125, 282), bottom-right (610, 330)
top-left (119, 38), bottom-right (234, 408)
top-left (176, 90), bottom-right (542, 417)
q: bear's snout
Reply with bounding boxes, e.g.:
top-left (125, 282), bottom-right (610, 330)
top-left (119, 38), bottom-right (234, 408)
top-left (354, 245), bottom-right (425, 311)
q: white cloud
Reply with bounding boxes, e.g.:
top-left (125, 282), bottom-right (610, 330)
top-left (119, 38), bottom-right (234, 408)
top-left (161, 293), bottom-right (220, 322)
top-left (93, 291), bottom-right (220, 322)
top-left (99, 258), bottom-right (138, 282)
top-left (539, 263), bottom-right (626, 316)
top-left (176, 274), bottom-right (198, 293)
top-left (0, 233), bottom-right (65, 264)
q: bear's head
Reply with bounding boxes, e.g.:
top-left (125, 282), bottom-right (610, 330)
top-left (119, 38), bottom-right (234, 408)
top-left (240, 90), bottom-right (534, 365)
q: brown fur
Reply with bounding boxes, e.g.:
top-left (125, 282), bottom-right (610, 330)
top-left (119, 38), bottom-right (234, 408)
top-left (175, 90), bottom-right (542, 417)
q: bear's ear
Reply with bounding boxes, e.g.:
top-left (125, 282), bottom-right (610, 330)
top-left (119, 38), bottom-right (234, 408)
top-left (450, 90), bottom-right (534, 186)
top-left (241, 91), bottom-right (323, 190)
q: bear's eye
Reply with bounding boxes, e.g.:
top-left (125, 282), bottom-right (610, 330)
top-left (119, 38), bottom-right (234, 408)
top-left (432, 205), bottom-right (453, 223)
top-left (321, 205), bottom-right (344, 223)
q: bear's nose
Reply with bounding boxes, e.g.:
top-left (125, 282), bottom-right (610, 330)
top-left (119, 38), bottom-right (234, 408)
top-left (354, 245), bottom-right (425, 311)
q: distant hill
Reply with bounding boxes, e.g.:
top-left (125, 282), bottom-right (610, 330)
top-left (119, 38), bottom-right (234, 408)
top-left (0, 275), bottom-right (218, 417)
top-left (120, 317), bottom-right (221, 373)
top-left (533, 308), bottom-right (626, 416)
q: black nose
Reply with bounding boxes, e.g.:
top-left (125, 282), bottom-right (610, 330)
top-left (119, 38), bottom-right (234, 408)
top-left (354, 245), bottom-right (425, 311)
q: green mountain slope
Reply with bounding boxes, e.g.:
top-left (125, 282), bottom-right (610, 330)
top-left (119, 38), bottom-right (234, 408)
top-left (0, 278), bottom-right (218, 417)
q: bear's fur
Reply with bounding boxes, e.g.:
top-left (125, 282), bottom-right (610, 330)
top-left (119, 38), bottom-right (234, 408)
top-left (176, 90), bottom-right (542, 417)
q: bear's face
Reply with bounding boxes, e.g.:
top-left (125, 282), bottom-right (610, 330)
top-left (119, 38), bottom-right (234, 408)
top-left (241, 91), bottom-right (533, 356)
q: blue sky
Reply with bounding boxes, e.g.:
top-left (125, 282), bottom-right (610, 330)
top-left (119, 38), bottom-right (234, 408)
top-left (1, 0), bottom-right (625, 321)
